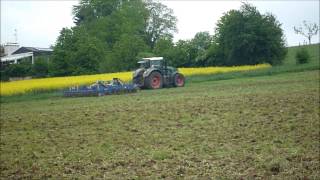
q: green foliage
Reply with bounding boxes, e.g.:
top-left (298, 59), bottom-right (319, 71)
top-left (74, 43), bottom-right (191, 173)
top-left (32, 56), bottom-right (49, 78)
top-left (0, 70), bottom-right (9, 81)
top-left (145, 0), bottom-right (177, 48)
top-left (211, 3), bottom-right (287, 66)
top-left (100, 34), bottom-right (149, 72)
top-left (1, 57), bottom-right (50, 80)
top-left (72, 0), bottom-right (120, 25)
top-left (191, 32), bottom-right (213, 66)
top-left (51, 0), bottom-right (177, 76)
top-left (153, 32), bottom-right (214, 68)
top-left (283, 43), bottom-right (319, 65)
top-left (50, 28), bottom-right (74, 76)
top-left (295, 48), bottom-right (310, 64)
top-left (167, 40), bottom-right (189, 67)
top-left (3, 60), bottom-right (32, 78)
top-left (136, 52), bottom-right (156, 60)
top-left (153, 37), bottom-right (175, 65)
top-left (51, 27), bottom-right (106, 76)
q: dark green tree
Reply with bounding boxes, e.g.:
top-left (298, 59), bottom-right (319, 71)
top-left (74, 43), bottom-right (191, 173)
top-left (51, 27), bottom-right (106, 76)
top-left (100, 34), bottom-right (149, 72)
top-left (52, 0), bottom-right (177, 76)
top-left (153, 37), bottom-right (174, 57)
top-left (4, 60), bottom-right (32, 78)
top-left (72, 0), bottom-right (120, 25)
top-left (167, 40), bottom-right (189, 67)
top-left (210, 3), bottom-right (287, 66)
top-left (190, 32), bottom-right (213, 66)
top-left (50, 28), bottom-right (75, 76)
top-left (32, 57), bottom-right (49, 78)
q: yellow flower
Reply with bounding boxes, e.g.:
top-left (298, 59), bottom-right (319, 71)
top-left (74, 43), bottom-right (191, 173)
top-left (0, 64), bottom-right (270, 96)
top-left (179, 64), bottom-right (270, 76)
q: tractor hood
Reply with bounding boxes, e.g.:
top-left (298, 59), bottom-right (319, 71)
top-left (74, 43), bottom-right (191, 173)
top-left (133, 68), bottom-right (145, 78)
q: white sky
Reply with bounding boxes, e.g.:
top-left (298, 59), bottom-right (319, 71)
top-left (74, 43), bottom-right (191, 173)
top-left (1, 0), bottom-right (319, 48)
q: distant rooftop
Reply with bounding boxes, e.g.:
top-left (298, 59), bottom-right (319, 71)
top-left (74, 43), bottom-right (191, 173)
top-left (4, 42), bottom-right (19, 46)
top-left (13, 47), bottom-right (53, 53)
top-left (12, 46), bottom-right (53, 55)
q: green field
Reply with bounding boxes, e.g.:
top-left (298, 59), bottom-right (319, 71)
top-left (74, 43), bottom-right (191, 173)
top-left (0, 44), bottom-right (319, 179)
top-left (283, 43), bottom-right (320, 65)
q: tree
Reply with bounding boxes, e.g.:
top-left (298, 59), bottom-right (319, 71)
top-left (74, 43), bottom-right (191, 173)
top-left (153, 37), bottom-right (174, 57)
top-left (72, 0), bottom-right (120, 25)
top-left (32, 57), bottom-right (49, 78)
top-left (210, 3), bottom-right (287, 66)
top-left (166, 39), bottom-right (197, 67)
top-left (190, 32), bottom-right (213, 66)
top-left (51, 27), bottom-right (106, 76)
top-left (52, 0), bottom-right (177, 76)
top-left (145, 0), bottom-right (177, 48)
top-left (294, 21), bottom-right (319, 45)
top-left (167, 40), bottom-right (189, 67)
top-left (50, 28), bottom-right (75, 76)
top-left (100, 34), bottom-right (149, 72)
top-left (154, 34), bottom-right (213, 68)
top-left (4, 60), bottom-right (32, 78)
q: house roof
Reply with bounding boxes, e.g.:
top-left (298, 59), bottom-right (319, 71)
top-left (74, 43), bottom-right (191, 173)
top-left (12, 47), bottom-right (53, 55)
top-left (1, 52), bottom-right (33, 62)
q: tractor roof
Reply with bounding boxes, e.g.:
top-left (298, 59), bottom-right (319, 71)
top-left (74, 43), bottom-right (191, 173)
top-left (142, 57), bottom-right (163, 61)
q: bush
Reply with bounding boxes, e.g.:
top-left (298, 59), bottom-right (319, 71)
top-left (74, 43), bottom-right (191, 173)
top-left (296, 48), bottom-right (310, 64)
top-left (32, 57), bottom-right (49, 78)
top-left (4, 62), bottom-right (32, 77)
top-left (0, 70), bottom-right (9, 81)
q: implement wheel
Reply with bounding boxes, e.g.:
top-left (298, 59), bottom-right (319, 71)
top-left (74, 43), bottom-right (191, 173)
top-left (146, 71), bottom-right (163, 89)
top-left (173, 73), bottom-right (185, 87)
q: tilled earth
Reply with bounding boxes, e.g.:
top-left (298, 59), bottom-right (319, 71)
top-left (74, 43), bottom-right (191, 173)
top-left (0, 70), bottom-right (319, 179)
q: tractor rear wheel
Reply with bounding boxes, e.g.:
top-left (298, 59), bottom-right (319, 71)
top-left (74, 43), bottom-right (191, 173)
top-left (146, 71), bottom-right (163, 89)
top-left (173, 73), bottom-right (185, 87)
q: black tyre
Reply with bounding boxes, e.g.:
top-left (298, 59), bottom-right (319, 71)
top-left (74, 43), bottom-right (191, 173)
top-left (173, 73), bottom-right (185, 87)
top-left (146, 71), bottom-right (163, 89)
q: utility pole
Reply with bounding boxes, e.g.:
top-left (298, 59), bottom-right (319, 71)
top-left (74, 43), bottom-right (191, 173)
top-left (14, 29), bottom-right (18, 44)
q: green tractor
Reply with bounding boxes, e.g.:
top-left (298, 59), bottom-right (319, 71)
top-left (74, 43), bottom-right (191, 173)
top-left (132, 57), bottom-right (185, 89)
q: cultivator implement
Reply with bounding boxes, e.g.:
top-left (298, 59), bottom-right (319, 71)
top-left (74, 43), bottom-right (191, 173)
top-left (63, 78), bottom-right (138, 97)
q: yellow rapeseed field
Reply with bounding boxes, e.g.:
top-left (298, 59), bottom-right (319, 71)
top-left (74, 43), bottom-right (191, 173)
top-left (178, 64), bottom-right (270, 76)
top-left (0, 64), bottom-right (270, 96)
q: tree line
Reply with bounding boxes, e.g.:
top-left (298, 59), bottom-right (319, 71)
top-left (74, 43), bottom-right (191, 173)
top-left (1, 1), bottom-right (287, 80)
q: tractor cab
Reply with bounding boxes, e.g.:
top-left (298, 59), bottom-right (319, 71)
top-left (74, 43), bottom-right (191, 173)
top-left (138, 57), bottom-right (164, 69)
top-left (137, 60), bottom-right (150, 69)
top-left (133, 57), bottom-right (185, 89)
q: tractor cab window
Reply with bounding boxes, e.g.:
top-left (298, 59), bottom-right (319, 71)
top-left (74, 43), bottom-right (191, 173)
top-left (150, 60), bottom-right (162, 67)
top-left (138, 60), bottom-right (150, 69)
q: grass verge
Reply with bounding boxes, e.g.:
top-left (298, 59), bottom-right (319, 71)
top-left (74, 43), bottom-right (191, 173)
top-left (187, 61), bottom-right (319, 83)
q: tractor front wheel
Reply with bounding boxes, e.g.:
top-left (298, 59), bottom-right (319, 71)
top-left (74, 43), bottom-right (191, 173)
top-left (173, 73), bottom-right (185, 87)
top-left (146, 71), bottom-right (163, 89)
